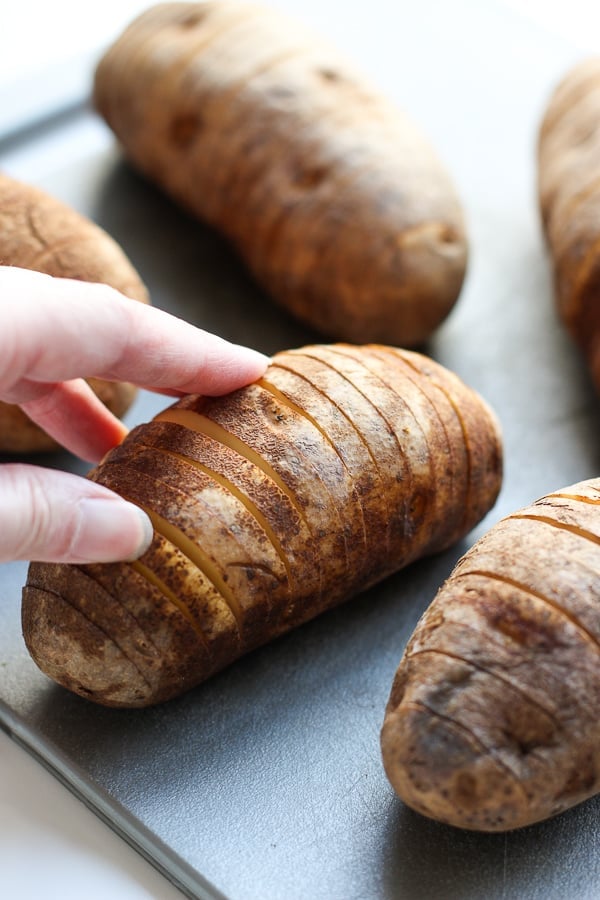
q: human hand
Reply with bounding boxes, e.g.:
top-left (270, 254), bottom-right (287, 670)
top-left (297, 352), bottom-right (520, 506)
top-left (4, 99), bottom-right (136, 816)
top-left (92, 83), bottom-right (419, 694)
top-left (0, 266), bottom-right (269, 564)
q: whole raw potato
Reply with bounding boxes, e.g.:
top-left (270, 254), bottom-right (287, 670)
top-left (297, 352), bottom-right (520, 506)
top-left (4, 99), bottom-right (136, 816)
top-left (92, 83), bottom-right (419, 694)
top-left (0, 172), bottom-right (149, 453)
top-left (382, 478), bottom-right (600, 831)
top-left (94, 1), bottom-right (468, 346)
top-left (538, 58), bottom-right (600, 392)
top-left (23, 344), bottom-right (502, 708)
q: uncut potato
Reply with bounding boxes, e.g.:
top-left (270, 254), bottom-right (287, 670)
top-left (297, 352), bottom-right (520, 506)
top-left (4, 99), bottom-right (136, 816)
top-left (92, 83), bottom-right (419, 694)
top-left (538, 58), bottom-right (600, 392)
top-left (0, 172), bottom-right (148, 453)
top-left (23, 344), bottom-right (501, 708)
top-left (94, 1), bottom-right (467, 346)
top-left (382, 478), bottom-right (600, 831)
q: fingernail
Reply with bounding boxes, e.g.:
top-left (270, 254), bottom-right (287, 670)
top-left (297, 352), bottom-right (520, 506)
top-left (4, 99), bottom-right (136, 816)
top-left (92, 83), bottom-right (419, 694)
top-left (75, 498), bottom-right (153, 563)
top-left (124, 505), bottom-right (154, 560)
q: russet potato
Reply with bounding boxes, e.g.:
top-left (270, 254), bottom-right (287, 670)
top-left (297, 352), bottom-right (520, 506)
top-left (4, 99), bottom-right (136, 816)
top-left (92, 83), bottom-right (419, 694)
top-left (382, 478), bottom-right (600, 831)
top-left (23, 344), bottom-right (502, 707)
top-left (94, 1), bottom-right (467, 346)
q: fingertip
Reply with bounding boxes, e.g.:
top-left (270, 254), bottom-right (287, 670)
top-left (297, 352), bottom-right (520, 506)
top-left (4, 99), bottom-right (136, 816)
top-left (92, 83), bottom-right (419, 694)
top-left (71, 498), bottom-right (153, 563)
top-left (236, 346), bottom-right (271, 377)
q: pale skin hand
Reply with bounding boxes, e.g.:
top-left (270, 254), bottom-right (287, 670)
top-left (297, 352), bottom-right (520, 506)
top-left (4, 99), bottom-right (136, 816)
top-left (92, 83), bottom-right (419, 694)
top-left (0, 266), bottom-right (269, 564)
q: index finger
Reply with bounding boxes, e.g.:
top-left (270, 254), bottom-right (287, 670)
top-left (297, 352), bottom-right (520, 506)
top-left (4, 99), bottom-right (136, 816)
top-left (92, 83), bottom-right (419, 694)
top-left (0, 267), bottom-right (269, 399)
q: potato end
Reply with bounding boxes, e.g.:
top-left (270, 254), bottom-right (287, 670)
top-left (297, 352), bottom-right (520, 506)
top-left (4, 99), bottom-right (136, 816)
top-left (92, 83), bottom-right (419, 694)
top-left (381, 700), bottom-right (528, 832)
top-left (22, 581), bottom-right (155, 708)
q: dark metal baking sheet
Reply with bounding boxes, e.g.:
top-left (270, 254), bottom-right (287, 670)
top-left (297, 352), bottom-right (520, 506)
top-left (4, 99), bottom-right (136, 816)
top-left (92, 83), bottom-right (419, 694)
top-left (1, 1), bottom-right (600, 898)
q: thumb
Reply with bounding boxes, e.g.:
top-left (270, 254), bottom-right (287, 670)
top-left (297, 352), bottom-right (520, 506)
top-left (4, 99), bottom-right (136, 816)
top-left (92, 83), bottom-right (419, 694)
top-left (0, 464), bottom-right (153, 564)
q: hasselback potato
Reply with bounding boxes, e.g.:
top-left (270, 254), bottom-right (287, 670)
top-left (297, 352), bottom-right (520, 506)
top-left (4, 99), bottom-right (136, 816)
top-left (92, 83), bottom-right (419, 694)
top-left (382, 478), bottom-right (600, 831)
top-left (23, 344), bottom-right (501, 707)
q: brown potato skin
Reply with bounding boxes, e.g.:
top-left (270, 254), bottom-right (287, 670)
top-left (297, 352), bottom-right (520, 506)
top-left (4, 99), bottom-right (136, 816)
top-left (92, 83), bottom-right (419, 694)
top-left (538, 59), bottom-right (600, 392)
top-left (93, 2), bottom-right (467, 346)
top-left (381, 477), bottom-right (600, 831)
top-left (22, 344), bottom-right (501, 708)
top-left (0, 172), bottom-right (149, 453)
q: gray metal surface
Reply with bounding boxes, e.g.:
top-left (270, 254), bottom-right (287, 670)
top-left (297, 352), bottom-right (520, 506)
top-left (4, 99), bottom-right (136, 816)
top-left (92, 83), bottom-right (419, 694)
top-left (0, 1), bottom-right (599, 898)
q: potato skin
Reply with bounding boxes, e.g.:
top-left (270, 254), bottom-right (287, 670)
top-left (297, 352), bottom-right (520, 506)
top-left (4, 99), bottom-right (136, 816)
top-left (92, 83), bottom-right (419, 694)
top-left (93, 1), bottom-right (467, 346)
top-left (23, 344), bottom-right (501, 707)
top-left (381, 477), bottom-right (600, 831)
top-left (538, 59), bottom-right (600, 392)
top-left (0, 172), bottom-right (148, 453)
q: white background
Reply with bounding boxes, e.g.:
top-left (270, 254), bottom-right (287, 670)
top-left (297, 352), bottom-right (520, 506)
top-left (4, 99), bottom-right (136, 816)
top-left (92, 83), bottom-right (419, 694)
top-left (1, 1), bottom-right (600, 899)
top-left (2, 0), bottom-right (600, 87)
